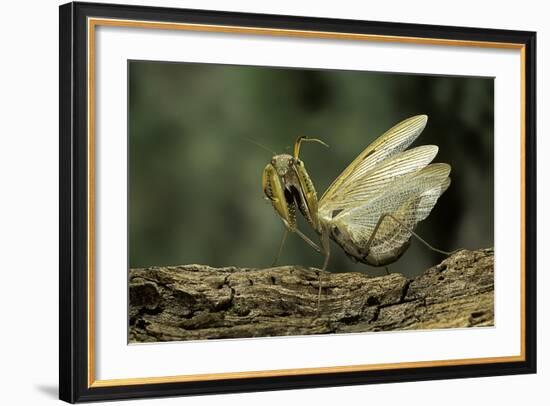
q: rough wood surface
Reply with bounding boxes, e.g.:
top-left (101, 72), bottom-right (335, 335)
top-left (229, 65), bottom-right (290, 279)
top-left (129, 248), bottom-right (494, 342)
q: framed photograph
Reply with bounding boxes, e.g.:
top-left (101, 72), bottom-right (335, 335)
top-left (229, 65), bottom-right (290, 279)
top-left (59, 1), bottom-right (536, 403)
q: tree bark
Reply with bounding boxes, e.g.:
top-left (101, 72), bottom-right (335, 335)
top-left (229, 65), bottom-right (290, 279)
top-left (129, 248), bottom-right (494, 343)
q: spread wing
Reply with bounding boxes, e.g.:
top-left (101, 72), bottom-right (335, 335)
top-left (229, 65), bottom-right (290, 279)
top-left (331, 164), bottom-right (451, 260)
top-left (319, 144), bottom-right (438, 217)
top-left (320, 115), bottom-right (428, 206)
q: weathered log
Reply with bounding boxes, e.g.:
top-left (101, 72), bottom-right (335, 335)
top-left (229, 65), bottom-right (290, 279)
top-left (129, 248), bottom-right (494, 342)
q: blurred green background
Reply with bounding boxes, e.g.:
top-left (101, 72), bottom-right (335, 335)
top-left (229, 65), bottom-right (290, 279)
top-left (129, 61), bottom-right (494, 278)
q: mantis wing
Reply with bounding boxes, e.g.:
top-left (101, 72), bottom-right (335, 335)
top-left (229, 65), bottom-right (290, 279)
top-left (320, 115), bottom-right (428, 205)
top-left (319, 144), bottom-right (439, 216)
top-left (328, 163), bottom-right (451, 265)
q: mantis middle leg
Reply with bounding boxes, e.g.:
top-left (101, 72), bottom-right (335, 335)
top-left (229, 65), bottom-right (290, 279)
top-left (272, 228), bottom-right (325, 266)
top-left (317, 224), bottom-right (331, 313)
top-left (271, 229), bottom-right (288, 266)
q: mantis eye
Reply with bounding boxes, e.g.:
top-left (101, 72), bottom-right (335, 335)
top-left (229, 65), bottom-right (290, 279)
top-left (271, 158), bottom-right (276, 165)
top-left (289, 158), bottom-right (294, 165)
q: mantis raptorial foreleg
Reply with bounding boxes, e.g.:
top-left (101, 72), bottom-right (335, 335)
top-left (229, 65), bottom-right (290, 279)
top-left (364, 213), bottom-right (452, 257)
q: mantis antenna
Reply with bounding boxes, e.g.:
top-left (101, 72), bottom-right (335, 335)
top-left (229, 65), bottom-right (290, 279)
top-left (237, 133), bottom-right (277, 155)
top-left (294, 136), bottom-right (329, 159)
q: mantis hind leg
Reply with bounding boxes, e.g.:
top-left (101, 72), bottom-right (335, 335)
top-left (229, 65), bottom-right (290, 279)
top-left (365, 213), bottom-right (452, 257)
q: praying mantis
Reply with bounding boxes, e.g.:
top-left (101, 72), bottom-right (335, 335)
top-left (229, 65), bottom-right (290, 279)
top-left (261, 115), bottom-right (452, 309)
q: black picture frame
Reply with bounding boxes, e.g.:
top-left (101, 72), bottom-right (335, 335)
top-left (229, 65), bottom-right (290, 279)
top-left (59, 1), bottom-right (537, 403)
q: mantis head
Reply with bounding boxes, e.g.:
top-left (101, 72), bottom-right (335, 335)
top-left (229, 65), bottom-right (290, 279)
top-left (261, 136), bottom-right (328, 232)
top-left (269, 154), bottom-right (296, 177)
top-left (266, 136), bottom-right (329, 179)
